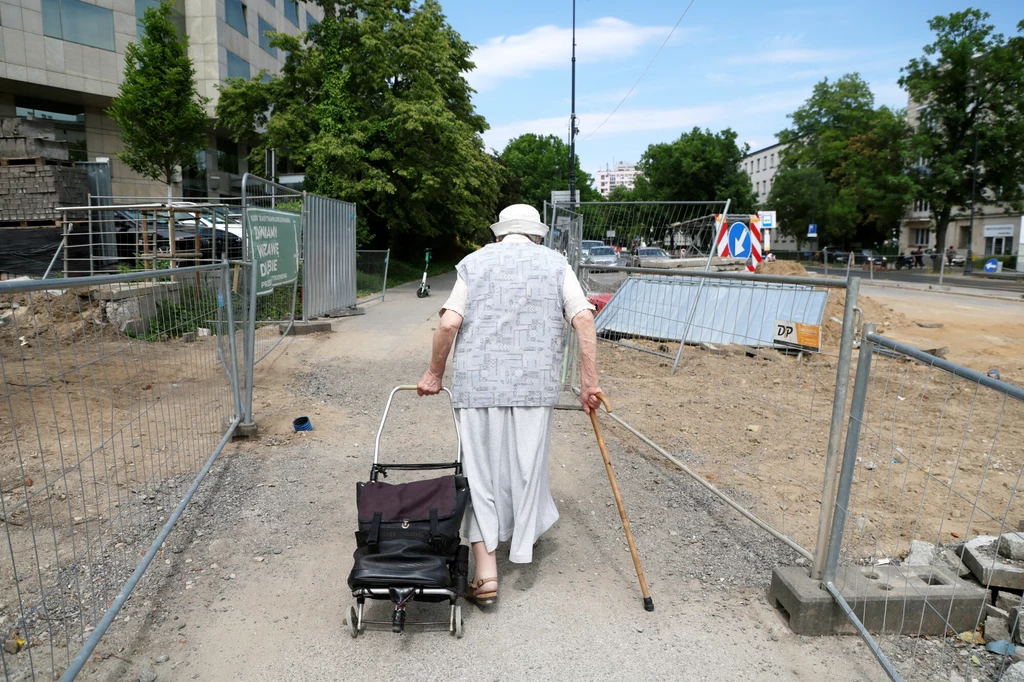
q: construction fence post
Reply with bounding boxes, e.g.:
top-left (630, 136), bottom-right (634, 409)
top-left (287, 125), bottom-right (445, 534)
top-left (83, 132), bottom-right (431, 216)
top-left (822, 323), bottom-right (876, 584)
top-left (811, 275), bottom-right (860, 580)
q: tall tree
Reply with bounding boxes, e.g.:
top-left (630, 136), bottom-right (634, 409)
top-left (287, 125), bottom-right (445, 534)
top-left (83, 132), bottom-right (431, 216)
top-left (770, 74), bottom-right (913, 248)
top-left (498, 133), bottom-right (600, 212)
top-left (218, 0), bottom-right (500, 254)
top-left (108, 0), bottom-right (208, 197)
top-left (632, 127), bottom-right (757, 211)
top-left (899, 10), bottom-right (1024, 259)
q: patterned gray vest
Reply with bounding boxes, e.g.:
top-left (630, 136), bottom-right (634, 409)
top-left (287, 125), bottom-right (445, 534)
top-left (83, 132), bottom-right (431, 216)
top-left (451, 242), bottom-right (567, 408)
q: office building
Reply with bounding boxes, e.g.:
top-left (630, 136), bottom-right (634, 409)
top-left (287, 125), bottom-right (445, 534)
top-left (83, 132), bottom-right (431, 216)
top-left (741, 142), bottom-right (785, 205)
top-left (0, 0), bottom-right (322, 198)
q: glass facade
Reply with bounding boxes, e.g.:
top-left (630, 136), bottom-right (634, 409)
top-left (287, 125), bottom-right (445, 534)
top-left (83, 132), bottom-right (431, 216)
top-left (225, 0), bottom-right (247, 37)
top-left (216, 137), bottom-right (240, 175)
top-left (135, 0), bottom-right (185, 38)
top-left (258, 16), bottom-right (276, 56)
top-left (15, 99), bottom-right (88, 162)
top-left (284, 0), bottom-right (297, 26)
top-left (41, 0), bottom-right (115, 51)
top-left (226, 50), bottom-right (250, 80)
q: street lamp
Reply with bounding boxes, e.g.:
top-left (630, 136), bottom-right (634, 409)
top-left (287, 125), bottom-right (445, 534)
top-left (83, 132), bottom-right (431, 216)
top-left (965, 128), bottom-right (978, 274)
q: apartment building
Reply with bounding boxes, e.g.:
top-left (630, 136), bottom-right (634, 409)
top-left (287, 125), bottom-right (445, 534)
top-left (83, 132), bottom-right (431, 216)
top-left (596, 162), bottom-right (640, 198)
top-left (0, 0), bottom-right (321, 197)
top-left (901, 98), bottom-right (1022, 264)
top-left (741, 142), bottom-right (785, 204)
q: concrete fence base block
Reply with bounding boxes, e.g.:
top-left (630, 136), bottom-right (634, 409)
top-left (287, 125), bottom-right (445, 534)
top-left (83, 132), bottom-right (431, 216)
top-left (279, 321), bottom-right (333, 335)
top-left (224, 415), bottom-right (259, 439)
top-left (769, 565), bottom-right (988, 636)
top-left (322, 306), bottom-right (366, 318)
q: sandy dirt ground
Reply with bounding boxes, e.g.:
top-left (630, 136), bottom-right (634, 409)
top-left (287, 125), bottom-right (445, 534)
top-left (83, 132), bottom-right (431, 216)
top-left (67, 275), bottom-right (892, 682)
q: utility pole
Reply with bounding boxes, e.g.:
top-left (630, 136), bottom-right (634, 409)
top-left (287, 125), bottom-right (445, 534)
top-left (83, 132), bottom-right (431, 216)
top-left (568, 0), bottom-right (578, 206)
top-left (965, 129), bottom-right (978, 275)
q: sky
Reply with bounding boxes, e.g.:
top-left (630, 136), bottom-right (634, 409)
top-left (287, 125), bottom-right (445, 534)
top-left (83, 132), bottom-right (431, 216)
top-left (437, 0), bottom-right (1023, 178)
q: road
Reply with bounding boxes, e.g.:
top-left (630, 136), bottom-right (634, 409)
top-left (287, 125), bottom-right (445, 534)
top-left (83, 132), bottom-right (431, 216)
top-left (82, 273), bottom-right (887, 682)
top-left (805, 265), bottom-right (1024, 292)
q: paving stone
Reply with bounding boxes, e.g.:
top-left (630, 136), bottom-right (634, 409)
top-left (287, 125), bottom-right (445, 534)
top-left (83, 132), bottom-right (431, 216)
top-left (963, 536), bottom-right (1024, 590)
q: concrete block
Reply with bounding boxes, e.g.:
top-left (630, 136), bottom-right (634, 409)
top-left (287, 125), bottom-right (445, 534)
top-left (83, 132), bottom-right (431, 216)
top-left (279, 320), bottom-right (332, 335)
top-left (998, 590), bottom-right (1024, 612)
top-left (964, 536), bottom-right (1024, 590)
top-left (1003, 661), bottom-right (1024, 682)
top-left (904, 539), bottom-right (939, 566)
top-left (322, 306), bottom-right (366, 318)
top-left (986, 615), bottom-right (1012, 644)
top-left (769, 564), bottom-right (989, 636)
top-left (224, 415), bottom-right (258, 439)
top-left (1000, 533), bottom-right (1024, 561)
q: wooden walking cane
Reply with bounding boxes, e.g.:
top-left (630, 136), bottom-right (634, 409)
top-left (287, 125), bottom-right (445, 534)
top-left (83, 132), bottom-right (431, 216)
top-left (588, 393), bottom-right (654, 612)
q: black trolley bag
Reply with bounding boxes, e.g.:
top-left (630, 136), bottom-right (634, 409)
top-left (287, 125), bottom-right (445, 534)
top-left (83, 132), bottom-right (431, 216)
top-left (346, 385), bottom-right (470, 638)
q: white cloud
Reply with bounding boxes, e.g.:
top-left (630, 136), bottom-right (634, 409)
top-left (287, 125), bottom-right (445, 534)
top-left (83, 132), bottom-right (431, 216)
top-left (469, 17), bottom-right (674, 91)
top-left (483, 92), bottom-right (808, 151)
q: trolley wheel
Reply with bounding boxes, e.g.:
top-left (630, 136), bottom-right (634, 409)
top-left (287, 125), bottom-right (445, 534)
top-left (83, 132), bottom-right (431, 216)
top-left (452, 603), bottom-right (463, 638)
top-left (417, 287), bottom-right (430, 298)
top-left (347, 605), bottom-right (359, 639)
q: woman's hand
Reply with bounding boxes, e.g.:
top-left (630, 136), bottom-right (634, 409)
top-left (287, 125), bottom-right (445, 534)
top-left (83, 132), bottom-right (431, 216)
top-left (580, 383), bottom-right (604, 415)
top-left (417, 370), bottom-right (442, 396)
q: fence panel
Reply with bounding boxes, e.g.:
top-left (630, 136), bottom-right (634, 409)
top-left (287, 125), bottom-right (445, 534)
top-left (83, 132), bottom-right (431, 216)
top-left (579, 264), bottom-right (860, 568)
top-left (356, 250), bottom-right (390, 303)
top-left (824, 328), bottom-right (1024, 682)
top-left (0, 264), bottom-right (240, 681)
top-left (303, 195), bottom-right (357, 319)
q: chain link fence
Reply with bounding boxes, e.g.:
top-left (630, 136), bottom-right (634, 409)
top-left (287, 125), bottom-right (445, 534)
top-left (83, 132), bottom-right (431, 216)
top-left (0, 264), bottom-right (240, 681)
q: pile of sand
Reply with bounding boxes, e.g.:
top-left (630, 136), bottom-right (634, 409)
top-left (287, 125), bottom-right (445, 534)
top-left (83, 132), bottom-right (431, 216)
top-left (821, 289), bottom-right (905, 348)
top-left (756, 260), bottom-right (810, 277)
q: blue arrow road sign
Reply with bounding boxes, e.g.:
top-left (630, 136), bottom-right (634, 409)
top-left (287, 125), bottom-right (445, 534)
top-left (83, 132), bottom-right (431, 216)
top-left (728, 222), bottom-right (751, 258)
top-left (984, 258), bottom-right (1000, 273)
top-left (808, 223), bottom-right (818, 238)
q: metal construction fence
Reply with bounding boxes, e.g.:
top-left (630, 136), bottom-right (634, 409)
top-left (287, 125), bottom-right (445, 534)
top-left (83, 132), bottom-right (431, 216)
top-left (579, 264), bottom-right (861, 576)
top-left (356, 250), bottom-right (390, 303)
top-left (823, 326), bottom-right (1024, 682)
top-left (0, 264), bottom-right (241, 681)
top-left (0, 173), bottom-right (362, 679)
top-left (303, 195), bottom-right (358, 320)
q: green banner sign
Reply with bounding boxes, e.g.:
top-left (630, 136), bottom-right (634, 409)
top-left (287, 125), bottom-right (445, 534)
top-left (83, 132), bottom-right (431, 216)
top-left (245, 208), bottom-right (300, 296)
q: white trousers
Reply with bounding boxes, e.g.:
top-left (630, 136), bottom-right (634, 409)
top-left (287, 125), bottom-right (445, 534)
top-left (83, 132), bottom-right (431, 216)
top-left (456, 406), bottom-right (558, 563)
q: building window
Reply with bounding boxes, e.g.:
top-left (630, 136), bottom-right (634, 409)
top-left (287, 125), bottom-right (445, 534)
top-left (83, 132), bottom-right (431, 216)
top-left (15, 99), bottom-right (87, 162)
top-left (756, 158), bottom-right (760, 172)
top-left (912, 228), bottom-right (930, 246)
top-left (985, 237), bottom-right (1010, 256)
top-left (284, 0), bottom-right (298, 26)
top-left (258, 16), bottom-right (276, 55)
top-left (216, 137), bottom-right (240, 175)
top-left (42, 0), bottom-right (115, 51)
top-left (226, 0), bottom-right (247, 37)
top-left (305, 11), bottom-right (316, 27)
top-left (226, 50), bottom-right (250, 79)
top-left (135, 0), bottom-right (185, 37)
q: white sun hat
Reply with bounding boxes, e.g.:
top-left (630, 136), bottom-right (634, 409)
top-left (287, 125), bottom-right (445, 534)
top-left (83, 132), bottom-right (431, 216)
top-left (489, 203), bottom-right (549, 238)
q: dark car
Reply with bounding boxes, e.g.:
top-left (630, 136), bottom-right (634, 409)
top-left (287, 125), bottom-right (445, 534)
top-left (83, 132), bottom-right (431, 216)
top-left (831, 249), bottom-right (887, 267)
top-left (116, 210), bottom-right (242, 265)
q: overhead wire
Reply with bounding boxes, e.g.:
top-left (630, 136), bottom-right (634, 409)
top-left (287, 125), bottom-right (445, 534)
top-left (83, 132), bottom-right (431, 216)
top-left (580, 0), bottom-right (697, 141)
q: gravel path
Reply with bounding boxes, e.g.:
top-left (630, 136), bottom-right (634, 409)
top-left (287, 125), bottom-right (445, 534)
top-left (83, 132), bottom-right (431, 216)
top-left (79, 274), bottom-right (887, 682)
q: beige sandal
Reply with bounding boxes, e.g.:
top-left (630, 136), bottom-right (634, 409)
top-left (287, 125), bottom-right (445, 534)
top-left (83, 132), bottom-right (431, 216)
top-left (467, 576), bottom-right (498, 604)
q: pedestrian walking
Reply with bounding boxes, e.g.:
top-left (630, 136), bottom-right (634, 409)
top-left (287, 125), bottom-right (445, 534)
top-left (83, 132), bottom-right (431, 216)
top-left (417, 203), bottom-right (602, 605)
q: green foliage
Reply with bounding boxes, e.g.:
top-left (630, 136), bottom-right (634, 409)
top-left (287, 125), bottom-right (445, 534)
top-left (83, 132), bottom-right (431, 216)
top-left (605, 185), bottom-right (635, 202)
top-left (770, 74), bottom-right (914, 248)
top-left (219, 1), bottom-right (501, 256)
top-left (899, 10), bottom-right (1024, 256)
top-left (631, 127), bottom-right (757, 212)
top-left (147, 291), bottom-right (218, 340)
top-left (497, 134), bottom-right (600, 212)
top-left (107, 0), bottom-right (208, 190)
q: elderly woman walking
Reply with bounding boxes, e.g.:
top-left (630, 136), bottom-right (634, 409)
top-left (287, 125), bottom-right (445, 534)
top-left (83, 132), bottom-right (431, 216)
top-left (417, 203), bottom-right (602, 604)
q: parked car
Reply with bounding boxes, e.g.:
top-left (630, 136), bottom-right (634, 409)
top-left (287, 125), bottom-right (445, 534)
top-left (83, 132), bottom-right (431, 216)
top-left (832, 249), bottom-right (888, 267)
top-left (581, 239), bottom-right (605, 260)
top-left (630, 247), bottom-right (683, 268)
top-left (584, 246), bottom-right (619, 267)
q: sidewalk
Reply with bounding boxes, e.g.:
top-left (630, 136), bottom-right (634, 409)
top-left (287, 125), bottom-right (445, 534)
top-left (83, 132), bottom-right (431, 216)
top-left (81, 273), bottom-right (887, 682)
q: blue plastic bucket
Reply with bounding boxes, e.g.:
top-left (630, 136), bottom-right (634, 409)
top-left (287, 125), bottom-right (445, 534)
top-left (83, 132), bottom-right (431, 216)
top-left (293, 416), bottom-right (313, 432)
